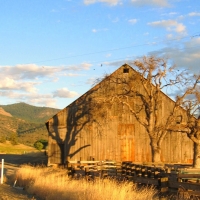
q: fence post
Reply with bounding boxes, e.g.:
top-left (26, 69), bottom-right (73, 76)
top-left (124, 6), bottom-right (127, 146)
top-left (1, 159), bottom-right (4, 184)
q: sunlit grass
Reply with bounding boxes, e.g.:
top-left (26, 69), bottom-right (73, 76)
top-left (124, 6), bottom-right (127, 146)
top-left (14, 165), bottom-right (157, 200)
top-left (0, 141), bottom-right (37, 154)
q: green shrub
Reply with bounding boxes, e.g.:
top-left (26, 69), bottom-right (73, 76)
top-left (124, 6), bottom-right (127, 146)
top-left (34, 141), bottom-right (44, 151)
top-left (38, 139), bottom-right (48, 149)
top-left (9, 133), bottom-right (18, 145)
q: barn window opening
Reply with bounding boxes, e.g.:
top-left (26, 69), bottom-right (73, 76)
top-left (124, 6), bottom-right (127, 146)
top-left (123, 68), bottom-right (129, 73)
top-left (176, 115), bottom-right (182, 124)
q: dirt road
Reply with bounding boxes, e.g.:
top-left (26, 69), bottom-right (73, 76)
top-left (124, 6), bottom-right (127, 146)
top-left (0, 152), bottom-right (47, 200)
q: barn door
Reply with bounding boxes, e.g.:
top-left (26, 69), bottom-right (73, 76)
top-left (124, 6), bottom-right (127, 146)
top-left (118, 124), bottom-right (135, 161)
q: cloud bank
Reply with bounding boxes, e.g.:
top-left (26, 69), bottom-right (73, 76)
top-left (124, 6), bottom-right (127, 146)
top-left (148, 20), bottom-right (186, 34)
top-left (0, 63), bottom-right (91, 107)
top-left (84, 0), bottom-right (122, 6)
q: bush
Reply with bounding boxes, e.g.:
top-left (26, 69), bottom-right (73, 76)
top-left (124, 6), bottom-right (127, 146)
top-left (34, 141), bottom-right (44, 151)
top-left (38, 139), bottom-right (48, 149)
top-left (9, 133), bottom-right (18, 145)
top-left (0, 135), bottom-right (6, 143)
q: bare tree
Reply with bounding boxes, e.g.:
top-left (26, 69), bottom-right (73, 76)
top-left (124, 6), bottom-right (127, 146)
top-left (47, 55), bottom-right (199, 165)
top-left (176, 77), bottom-right (200, 168)
top-left (100, 56), bottom-right (198, 163)
top-left (131, 57), bottom-right (200, 163)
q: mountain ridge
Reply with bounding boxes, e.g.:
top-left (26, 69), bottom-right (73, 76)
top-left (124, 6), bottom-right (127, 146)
top-left (0, 102), bottom-right (60, 124)
top-left (0, 102), bottom-right (60, 146)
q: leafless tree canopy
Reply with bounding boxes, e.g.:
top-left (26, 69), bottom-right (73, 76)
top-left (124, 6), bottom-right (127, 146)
top-left (99, 56), bottom-right (200, 164)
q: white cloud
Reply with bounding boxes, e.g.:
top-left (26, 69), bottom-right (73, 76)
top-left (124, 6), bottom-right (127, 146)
top-left (92, 28), bottom-right (108, 33)
top-left (64, 73), bottom-right (85, 77)
top-left (84, 0), bottom-right (122, 6)
top-left (177, 15), bottom-right (185, 20)
top-left (188, 12), bottom-right (200, 17)
top-left (170, 12), bottom-right (200, 20)
top-left (80, 62), bottom-right (92, 70)
top-left (175, 23), bottom-right (186, 33)
top-left (161, 12), bottom-right (178, 17)
top-left (0, 90), bottom-right (57, 108)
top-left (149, 38), bottom-right (200, 74)
top-left (0, 77), bottom-right (15, 89)
top-left (0, 63), bottom-right (92, 81)
top-left (53, 88), bottom-right (79, 98)
top-left (166, 33), bottom-right (173, 39)
top-left (169, 12), bottom-right (177, 15)
top-left (148, 19), bottom-right (186, 34)
top-left (0, 77), bottom-right (38, 92)
top-left (29, 97), bottom-right (57, 108)
top-left (86, 77), bottom-right (96, 85)
top-left (85, 0), bottom-right (170, 7)
top-left (0, 63), bottom-right (92, 108)
top-left (131, 0), bottom-right (170, 7)
top-left (102, 37), bottom-right (200, 75)
top-left (103, 60), bottom-right (129, 67)
top-left (65, 63), bottom-right (92, 71)
top-left (0, 64), bottom-right (63, 80)
top-left (128, 19), bottom-right (138, 24)
top-left (0, 91), bottom-right (24, 100)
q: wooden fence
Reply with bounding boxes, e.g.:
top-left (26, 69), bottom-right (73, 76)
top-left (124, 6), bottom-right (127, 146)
top-left (67, 161), bottom-right (200, 198)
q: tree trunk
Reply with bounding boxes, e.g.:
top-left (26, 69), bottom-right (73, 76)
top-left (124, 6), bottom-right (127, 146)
top-left (58, 143), bottom-right (65, 166)
top-left (193, 142), bottom-right (200, 168)
top-left (151, 139), bottom-right (161, 162)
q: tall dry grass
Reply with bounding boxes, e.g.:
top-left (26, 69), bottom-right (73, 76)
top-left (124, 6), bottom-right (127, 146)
top-left (14, 165), bottom-right (157, 200)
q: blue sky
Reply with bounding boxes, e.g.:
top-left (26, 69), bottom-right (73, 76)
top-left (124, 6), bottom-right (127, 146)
top-left (0, 0), bottom-right (200, 109)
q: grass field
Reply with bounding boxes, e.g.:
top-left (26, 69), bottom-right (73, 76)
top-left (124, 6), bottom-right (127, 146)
top-left (1, 151), bottom-right (181, 200)
top-left (0, 141), bottom-right (38, 154)
top-left (14, 165), bottom-right (157, 200)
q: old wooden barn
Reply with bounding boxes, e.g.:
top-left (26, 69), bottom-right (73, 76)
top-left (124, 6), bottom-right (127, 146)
top-left (45, 64), bottom-right (193, 166)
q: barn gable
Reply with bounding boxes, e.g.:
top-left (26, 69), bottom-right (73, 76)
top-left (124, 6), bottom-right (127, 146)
top-left (46, 64), bottom-right (193, 165)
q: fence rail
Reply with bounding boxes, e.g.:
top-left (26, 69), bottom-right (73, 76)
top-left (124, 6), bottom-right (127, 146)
top-left (67, 161), bottom-right (200, 197)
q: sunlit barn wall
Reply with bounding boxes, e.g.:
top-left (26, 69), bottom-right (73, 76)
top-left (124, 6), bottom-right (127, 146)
top-left (46, 64), bottom-right (193, 165)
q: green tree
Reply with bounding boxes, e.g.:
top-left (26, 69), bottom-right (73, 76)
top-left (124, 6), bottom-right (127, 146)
top-left (38, 139), bottom-right (48, 149)
top-left (34, 141), bottom-right (44, 151)
top-left (9, 133), bottom-right (18, 145)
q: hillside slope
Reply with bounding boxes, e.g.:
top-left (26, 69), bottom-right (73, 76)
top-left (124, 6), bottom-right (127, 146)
top-left (0, 102), bottom-right (60, 146)
top-left (0, 102), bottom-right (60, 124)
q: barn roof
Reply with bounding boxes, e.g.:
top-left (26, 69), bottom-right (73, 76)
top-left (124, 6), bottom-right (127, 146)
top-left (45, 63), bottom-right (177, 124)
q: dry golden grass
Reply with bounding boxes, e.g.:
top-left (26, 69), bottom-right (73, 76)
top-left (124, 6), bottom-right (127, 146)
top-left (14, 165), bottom-right (157, 200)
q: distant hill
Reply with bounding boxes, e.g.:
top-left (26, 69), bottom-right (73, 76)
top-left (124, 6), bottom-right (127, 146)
top-left (0, 102), bottom-right (60, 124)
top-left (0, 102), bottom-right (60, 146)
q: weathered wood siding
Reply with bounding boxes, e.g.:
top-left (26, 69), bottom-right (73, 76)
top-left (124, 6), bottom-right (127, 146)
top-left (46, 64), bottom-right (193, 165)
